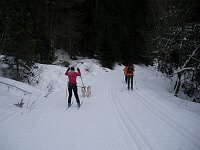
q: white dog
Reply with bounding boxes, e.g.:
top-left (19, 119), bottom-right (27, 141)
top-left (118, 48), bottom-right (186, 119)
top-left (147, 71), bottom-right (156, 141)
top-left (86, 86), bottom-right (91, 97)
top-left (81, 86), bottom-right (86, 97)
top-left (81, 86), bottom-right (91, 97)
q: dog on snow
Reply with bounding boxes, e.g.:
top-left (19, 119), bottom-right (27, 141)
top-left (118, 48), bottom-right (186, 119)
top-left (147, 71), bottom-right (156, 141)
top-left (86, 86), bottom-right (91, 97)
top-left (81, 86), bottom-right (91, 97)
top-left (81, 86), bottom-right (86, 97)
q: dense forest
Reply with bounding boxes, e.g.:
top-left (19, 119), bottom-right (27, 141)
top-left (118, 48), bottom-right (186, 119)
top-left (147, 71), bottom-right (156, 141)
top-left (0, 0), bottom-right (199, 101)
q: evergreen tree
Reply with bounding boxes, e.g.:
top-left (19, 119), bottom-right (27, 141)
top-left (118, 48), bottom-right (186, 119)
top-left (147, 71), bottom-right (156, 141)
top-left (0, 0), bottom-right (37, 82)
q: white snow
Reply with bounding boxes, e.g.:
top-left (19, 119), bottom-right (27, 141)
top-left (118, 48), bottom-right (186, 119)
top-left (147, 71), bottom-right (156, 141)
top-left (1, 59), bottom-right (200, 150)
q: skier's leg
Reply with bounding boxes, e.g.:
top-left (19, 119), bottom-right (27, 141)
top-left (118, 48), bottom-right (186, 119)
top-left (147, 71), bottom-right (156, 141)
top-left (73, 85), bottom-right (80, 104)
top-left (125, 75), bottom-right (127, 83)
top-left (127, 76), bottom-right (130, 90)
top-left (68, 85), bottom-right (73, 104)
top-left (131, 76), bottom-right (133, 90)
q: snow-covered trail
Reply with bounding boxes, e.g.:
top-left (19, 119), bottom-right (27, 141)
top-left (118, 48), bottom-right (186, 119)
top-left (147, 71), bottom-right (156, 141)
top-left (1, 65), bottom-right (200, 150)
top-left (110, 75), bottom-right (200, 150)
top-left (0, 70), bottom-right (130, 150)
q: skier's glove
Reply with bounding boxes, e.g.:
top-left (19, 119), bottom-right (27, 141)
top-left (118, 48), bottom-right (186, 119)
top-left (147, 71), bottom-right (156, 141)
top-left (77, 68), bottom-right (80, 72)
top-left (67, 68), bottom-right (70, 71)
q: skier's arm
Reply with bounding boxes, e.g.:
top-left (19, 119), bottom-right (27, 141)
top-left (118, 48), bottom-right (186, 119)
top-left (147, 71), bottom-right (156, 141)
top-left (65, 68), bottom-right (70, 76)
top-left (124, 67), bottom-right (127, 75)
top-left (77, 68), bottom-right (81, 76)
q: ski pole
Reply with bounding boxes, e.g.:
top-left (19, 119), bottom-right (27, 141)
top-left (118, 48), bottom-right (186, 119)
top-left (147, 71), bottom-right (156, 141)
top-left (80, 76), bottom-right (85, 87)
top-left (121, 81), bottom-right (125, 92)
top-left (121, 75), bottom-right (126, 92)
top-left (65, 85), bottom-right (68, 100)
top-left (134, 76), bottom-right (137, 89)
top-left (80, 76), bottom-right (87, 98)
top-left (65, 77), bottom-right (69, 100)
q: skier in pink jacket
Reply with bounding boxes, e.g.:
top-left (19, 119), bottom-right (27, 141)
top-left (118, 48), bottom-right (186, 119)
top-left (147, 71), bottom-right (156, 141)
top-left (65, 67), bottom-right (81, 107)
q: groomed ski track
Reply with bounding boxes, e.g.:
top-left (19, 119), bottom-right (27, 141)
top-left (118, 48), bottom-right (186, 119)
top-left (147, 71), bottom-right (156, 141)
top-left (109, 72), bottom-right (200, 150)
top-left (1, 66), bottom-right (200, 150)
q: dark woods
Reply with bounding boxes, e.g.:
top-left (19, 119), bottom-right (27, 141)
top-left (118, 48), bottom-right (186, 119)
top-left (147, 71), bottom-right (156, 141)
top-left (0, 0), bottom-right (149, 68)
top-left (147, 0), bottom-right (200, 102)
top-left (0, 0), bottom-right (199, 101)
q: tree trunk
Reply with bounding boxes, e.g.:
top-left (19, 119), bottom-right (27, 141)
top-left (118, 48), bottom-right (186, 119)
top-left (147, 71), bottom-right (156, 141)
top-left (15, 56), bottom-right (19, 81)
top-left (174, 72), bottom-right (182, 96)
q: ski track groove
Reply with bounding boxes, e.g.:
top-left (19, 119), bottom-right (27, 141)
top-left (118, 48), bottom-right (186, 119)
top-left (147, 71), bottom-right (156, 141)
top-left (128, 89), bottom-right (200, 150)
top-left (136, 88), bottom-right (199, 125)
top-left (136, 88), bottom-right (200, 137)
top-left (110, 79), bottom-right (154, 150)
top-left (108, 82), bottom-right (132, 150)
top-left (110, 83), bottom-right (139, 150)
top-left (0, 109), bottom-right (21, 127)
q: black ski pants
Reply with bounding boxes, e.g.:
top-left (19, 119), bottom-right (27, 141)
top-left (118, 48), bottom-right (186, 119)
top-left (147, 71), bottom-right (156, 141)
top-left (127, 75), bottom-right (133, 90)
top-left (125, 75), bottom-right (127, 83)
top-left (68, 84), bottom-right (80, 104)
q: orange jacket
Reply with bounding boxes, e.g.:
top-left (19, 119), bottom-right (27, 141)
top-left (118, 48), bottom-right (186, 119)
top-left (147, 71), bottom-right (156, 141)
top-left (123, 66), bottom-right (128, 75)
top-left (124, 65), bottom-right (134, 76)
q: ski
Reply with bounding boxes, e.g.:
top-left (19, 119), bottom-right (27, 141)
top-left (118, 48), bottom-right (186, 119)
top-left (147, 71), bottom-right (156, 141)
top-left (77, 102), bottom-right (83, 110)
top-left (66, 102), bottom-right (82, 110)
top-left (66, 102), bottom-right (73, 110)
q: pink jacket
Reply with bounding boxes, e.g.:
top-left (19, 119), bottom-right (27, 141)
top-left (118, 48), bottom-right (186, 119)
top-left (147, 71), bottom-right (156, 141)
top-left (65, 70), bottom-right (81, 85)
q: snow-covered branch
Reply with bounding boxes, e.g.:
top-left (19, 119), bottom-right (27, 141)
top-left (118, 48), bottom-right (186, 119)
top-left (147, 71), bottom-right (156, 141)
top-left (182, 44), bottom-right (200, 68)
top-left (174, 67), bottom-right (195, 74)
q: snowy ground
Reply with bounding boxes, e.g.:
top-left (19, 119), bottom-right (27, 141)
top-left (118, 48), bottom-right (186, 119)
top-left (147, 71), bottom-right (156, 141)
top-left (1, 59), bottom-right (200, 150)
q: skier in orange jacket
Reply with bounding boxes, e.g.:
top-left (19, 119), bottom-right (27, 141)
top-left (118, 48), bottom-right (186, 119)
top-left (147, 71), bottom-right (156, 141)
top-left (124, 64), bottom-right (135, 90)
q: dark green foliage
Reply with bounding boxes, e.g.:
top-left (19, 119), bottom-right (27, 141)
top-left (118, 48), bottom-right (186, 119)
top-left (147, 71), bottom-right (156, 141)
top-left (0, 0), bottom-right (53, 82)
top-left (0, 0), bottom-right (36, 81)
top-left (61, 61), bottom-right (70, 67)
top-left (1, 0), bottom-right (150, 71)
top-left (96, 0), bottom-right (149, 68)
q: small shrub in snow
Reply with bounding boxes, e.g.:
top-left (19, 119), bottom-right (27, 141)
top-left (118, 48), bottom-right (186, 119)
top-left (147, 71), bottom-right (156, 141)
top-left (84, 63), bottom-right (94, 73)
top-left (14, 99), bottom-right (24, 108)
top-left (61, 61), bottom-right (70, 67)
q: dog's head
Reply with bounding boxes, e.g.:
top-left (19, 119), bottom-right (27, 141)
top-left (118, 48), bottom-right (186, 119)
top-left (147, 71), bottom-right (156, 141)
top-left (81, 86), bottom-right (86, 92)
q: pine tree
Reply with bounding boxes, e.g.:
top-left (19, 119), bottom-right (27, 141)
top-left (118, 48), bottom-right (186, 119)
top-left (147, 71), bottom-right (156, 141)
top-left (0, 0), bottom-right (37, 82)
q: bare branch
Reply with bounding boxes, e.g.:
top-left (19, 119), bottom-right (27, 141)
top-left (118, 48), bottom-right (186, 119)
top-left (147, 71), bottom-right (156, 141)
top-left (182, 44), bottom-right (200, 68)
top-left (0, 81), bottom-right (31, 94)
